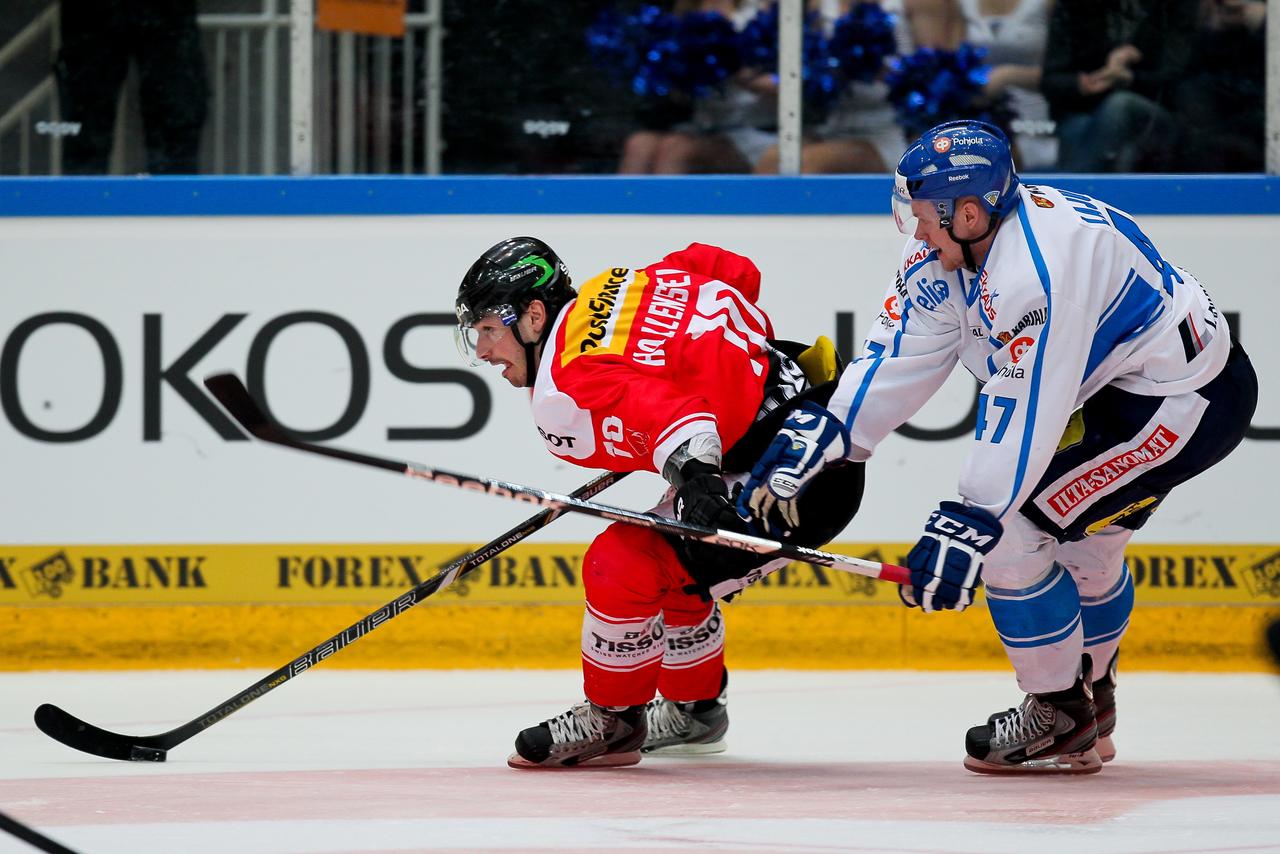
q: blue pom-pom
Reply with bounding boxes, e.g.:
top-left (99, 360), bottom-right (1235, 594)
top-left (738, 3), bottom-right (779, 71)
top-left (738, 4), bottom-right (854, 119)
top-left (739, 3), bottom-right (900, 120)
top-left (828, 2), bottom-right (897, 83)
top-left (588, 5), bottom-right (743, 100)
top-left (884, 44), bottom-right (1013, 138)
top-left (665, 10), bottom-right (743, 98)
top-left (585, 5), bottom-right (670, 91)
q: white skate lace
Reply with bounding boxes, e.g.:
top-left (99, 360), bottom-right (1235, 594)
top-left (646, 699), bottom-right (691, 741)
top-left (547, 702), bottom-right (605, 746)
top-left (991, 695), bottom-right (1057, 748)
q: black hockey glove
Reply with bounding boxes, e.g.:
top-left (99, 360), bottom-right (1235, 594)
top-left (672, 460), bottom-right (769, 601)
top-left (674, 460), bottom-right (745, 531)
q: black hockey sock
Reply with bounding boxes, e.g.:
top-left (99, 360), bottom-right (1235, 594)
top-left (690, 669), bottom-right (729, 713)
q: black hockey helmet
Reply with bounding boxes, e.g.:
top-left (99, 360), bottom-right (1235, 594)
top-left (455, 236), bottom-right (576, 382)
top-left (456, 236), bottom-right (574, 327)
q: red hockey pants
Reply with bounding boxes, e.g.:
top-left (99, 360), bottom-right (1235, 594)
top-left (580, 521), bottom-right (725, 707)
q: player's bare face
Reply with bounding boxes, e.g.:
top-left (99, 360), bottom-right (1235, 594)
top-left (910, 202), bottom-right (965, 271)
top-left (473, 317), bottom-right (526, 387)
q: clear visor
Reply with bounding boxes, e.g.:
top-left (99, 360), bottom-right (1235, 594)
top-left (890, 191), bottom-right (953, 236)
top-left (891, 189), bottom-right (917, 234)
top-left (454, 303), bottom-right (518, 365)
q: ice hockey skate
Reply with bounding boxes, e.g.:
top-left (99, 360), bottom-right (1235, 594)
top-left (964, 659), bottom-right (1102, 775)
top-left (1093, 651), bottom-right (1119, 762)
top-left (642, 678), bottom-right (729, 755)
top-left (508, 701), bottom-right (646, 769)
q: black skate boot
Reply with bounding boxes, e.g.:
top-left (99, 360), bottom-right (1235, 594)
top-left (508, 701), bottom-right (646, 769)
top-left (1092, 651), bottom-right (1118, 763)
top-left (964, 657), bottom-right (1102, 775)
top-left (642, 671), bottom-right (729, 755)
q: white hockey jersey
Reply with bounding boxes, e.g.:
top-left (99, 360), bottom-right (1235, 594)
top-left (830, 183), bottom-right (1229, 521)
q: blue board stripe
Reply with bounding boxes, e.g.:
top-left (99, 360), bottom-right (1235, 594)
top-left (2, 174), bottom-right (1279, 217)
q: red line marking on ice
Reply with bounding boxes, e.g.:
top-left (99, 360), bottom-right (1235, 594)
top-left (3, 761), bottom-right (1278, 828)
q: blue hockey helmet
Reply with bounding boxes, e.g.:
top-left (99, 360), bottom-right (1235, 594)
top-left (891, 120), bottom-right (1020, 235)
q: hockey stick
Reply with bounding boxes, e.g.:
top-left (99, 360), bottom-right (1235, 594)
top-left (0, 809), bottom-right (78, 854)
top-left (34, 470), bottom-right (625, 763)
top-left (203, 373), bottom-right (909, 586)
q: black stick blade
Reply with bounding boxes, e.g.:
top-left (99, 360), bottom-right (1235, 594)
top-left (0, 808), bottom-right (81, 854)
top-left (203, 373), bottom-right (273, 438)
top-left (34, 703), bottom-right (169, 763)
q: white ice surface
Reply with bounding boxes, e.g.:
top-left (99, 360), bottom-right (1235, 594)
top-left (2, 670), bottom-right (1280, 853)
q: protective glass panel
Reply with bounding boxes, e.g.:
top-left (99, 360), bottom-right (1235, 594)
top-left (0, 1), bottom-right (1269, 175)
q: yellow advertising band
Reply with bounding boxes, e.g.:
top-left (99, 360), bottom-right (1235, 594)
top-left (2, 542), bottom-right (1279, 671)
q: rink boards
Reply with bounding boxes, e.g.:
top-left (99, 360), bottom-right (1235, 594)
top-left (1, 541), bottom-right (1276, 671)
top-left (2, 175), bottom-right (1277, 672)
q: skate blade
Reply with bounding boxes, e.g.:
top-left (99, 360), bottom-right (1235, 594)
top-left (507, 750), bottom-right (641, 770)
top-left (1097, 735), bottom-right (1116, 763)
top-left (642, 739), bottom-right (727, 756)
top-left (963, 747), bottom-right (1103, 776)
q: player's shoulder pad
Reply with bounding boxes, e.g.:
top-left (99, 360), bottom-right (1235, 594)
top-left (656, 243), bottom-right (762, 302)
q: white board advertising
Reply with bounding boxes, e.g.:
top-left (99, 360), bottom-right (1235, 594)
top-left (2, 213), bottom-right (1275, 545)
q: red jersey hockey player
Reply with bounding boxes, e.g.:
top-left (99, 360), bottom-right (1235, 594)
top-left (454, 237), bottom-right (865, 768)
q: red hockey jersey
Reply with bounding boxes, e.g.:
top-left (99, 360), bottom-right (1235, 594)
top-left (529, 243), bottom-right (776, 476)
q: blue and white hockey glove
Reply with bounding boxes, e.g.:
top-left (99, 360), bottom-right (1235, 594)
top-left (901, 501), bottom-right (1000, 613)
top-left (738, 400), bottom-right (851, 538)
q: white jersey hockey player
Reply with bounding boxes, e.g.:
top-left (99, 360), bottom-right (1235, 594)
top-left (741, 120), bottom-right (1258, 775)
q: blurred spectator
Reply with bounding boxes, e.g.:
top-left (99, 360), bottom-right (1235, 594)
top-left (620, 0), bottom-right (778, 174)
top-left (56, 0), bottom-right (208, 174)
top-left (1171, 0), bottom-right (1266, 172)
top-left (1041, 0), bottom-right (1198, 173)
top-left (755, 0), bottom-right (956, 175)
top-left (442, 0), bottom-right (630, 173)
top-left (956, 0), bottom-right (1055, 170)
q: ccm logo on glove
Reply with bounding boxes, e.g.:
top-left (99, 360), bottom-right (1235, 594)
top-left (901, 501), bottom-right (1001, 613)
top-left (928, 513), bottom-right (998, 548)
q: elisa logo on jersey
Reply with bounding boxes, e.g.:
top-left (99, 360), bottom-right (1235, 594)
top-left (1008, 336), bottom-right (1034, 362)
top-left (932, 136), bottom-right (953, 153)
top-left (914, 278), bottom-right (949, 312)
top-left (1044, 424), bottom-right (1180, 517)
